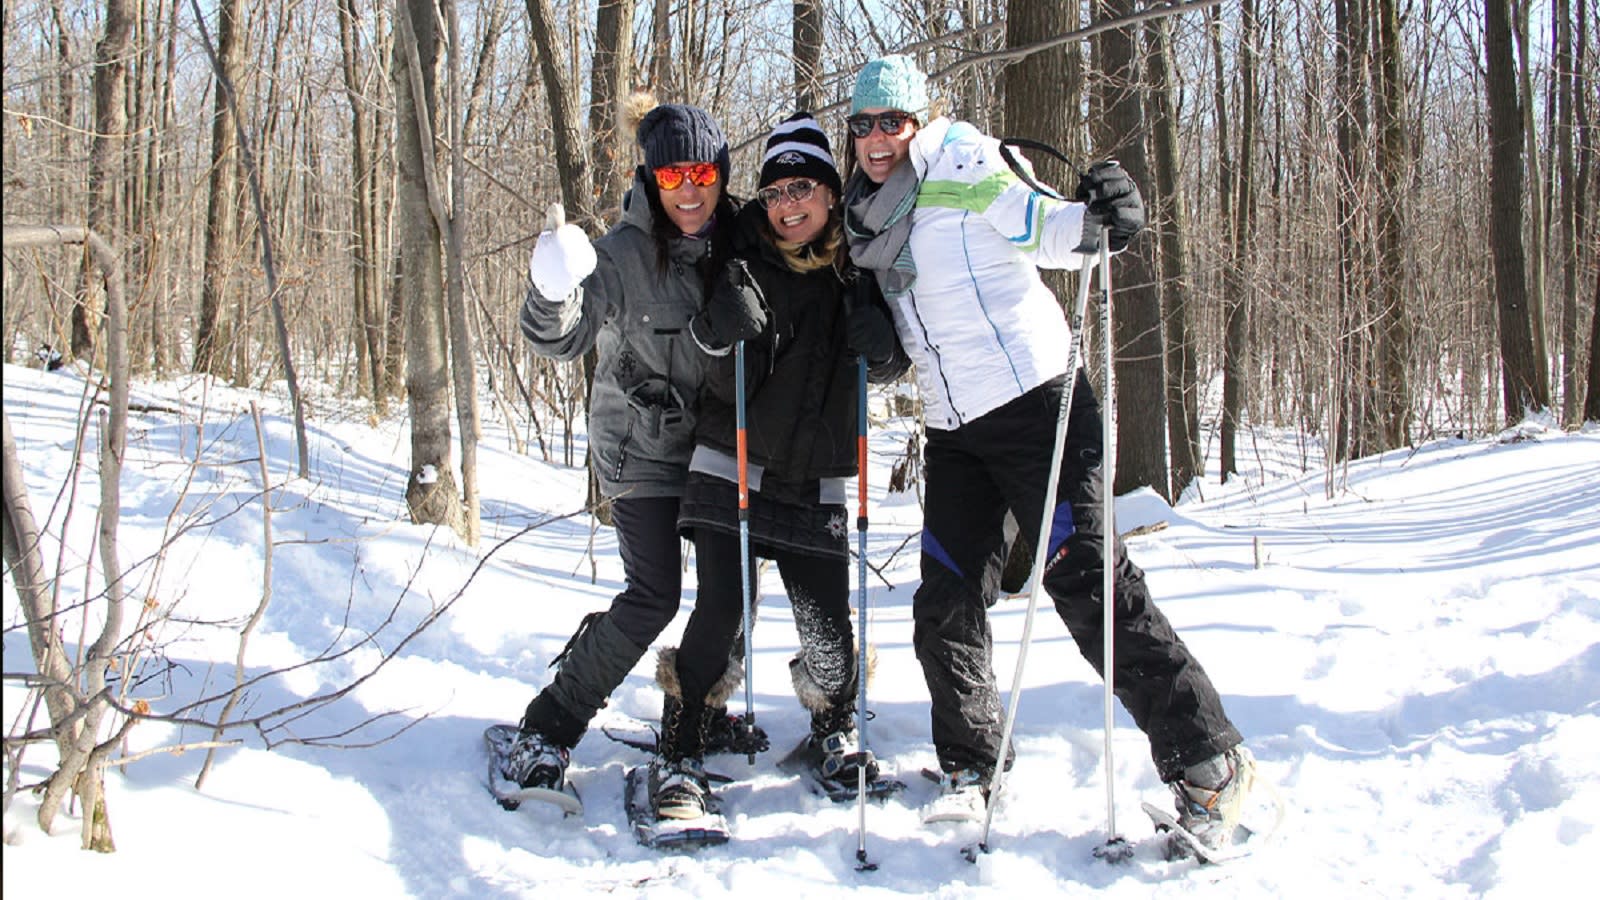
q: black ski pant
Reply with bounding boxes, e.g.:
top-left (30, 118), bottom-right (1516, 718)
top-left (675, 527), bottom-right (857, 732)
top-left (523, 496), bottom-right (684, 747)
top-left (915, 372), bottom-right (1241, 782)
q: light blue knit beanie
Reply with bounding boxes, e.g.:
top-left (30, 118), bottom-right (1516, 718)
top-left (851, 54), bottom-right (930, 118)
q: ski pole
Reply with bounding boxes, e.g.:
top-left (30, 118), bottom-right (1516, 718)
top-left (853, 351), bottom-right (876, 872)
top-left (975, 252), bottom-right (1098, 855)
top-left (735, 340), bottom-right (757, 765)
top-left (1094, 240), bottom-right (1130, 861)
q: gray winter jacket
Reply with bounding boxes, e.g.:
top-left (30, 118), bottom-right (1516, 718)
top-left (520, 174), bottom-right (731, 500)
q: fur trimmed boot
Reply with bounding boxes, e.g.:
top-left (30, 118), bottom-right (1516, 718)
top-left (650, 648), bottom-right (747, 819)
top-left (789, 650), bottom-right (879, 787)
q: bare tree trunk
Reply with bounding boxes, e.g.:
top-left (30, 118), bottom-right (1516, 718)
top-left (194, 0), bottom-right (240, 378)
top-left (523, 0), bottom-right (595, 229)
top-left (1373, 0), bottom-right (1411, 447)
top-left (648, 0), bottom-right (671, 95)
top-left (1485, 0), bottom-right (1549, 419)
top-left (141, 0), bottom-right (179, 375)
top-left (589, 0), bottom-right (632, 216)
top-left (376, 3), bottom-right (405, 400)
top-left (1332, 0), bottom-right (1373, 461)
top-left (1513, 0), bottom-right (1549, 393)
top-left (793, 0), bottom-right (822, 111)
top-left (188, 0), bottom-right (309, 475)
top-left (460, 0), bottom-right (508, 149)
top-left (73, 0), bottom-right (132, 365)
top-left (1001, 0), bottom-right (1082, 376)
top-left (3, 224), bottom-right (130, 852)
top-left (1093, 0), bottom-right (1167, 499)
top-left (1147, 14), bottom-right (1200, 498)
top-left (396, 0), bottom-right (463, 531)
top-left (1586, 262), bottom-right (1600, 422)
top-left (1577, 0), bottom-right (1595, 423)
top-left (337, 0), bottom-right (385, 410)
top-left (1553, 0), bottom-right (1580, 423)
top-left (443, 0), bottom-right (482, 546)
top-left (49, 0), bottom-right (74, 234)
top-left (1220, 0), bottom-right (1258, 481)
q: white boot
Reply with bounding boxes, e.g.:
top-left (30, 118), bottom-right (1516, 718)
top-left (921, 768), bottom-right (987, 824)
top-left (1170, 745), bottom-right (1257, 853)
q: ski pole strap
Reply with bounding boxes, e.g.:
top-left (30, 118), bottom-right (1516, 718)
top-left (998, 137), bottom-right (1082, 201)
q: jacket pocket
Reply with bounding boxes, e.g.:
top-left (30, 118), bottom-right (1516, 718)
top-left (609, 377), bottom-right (694, 481)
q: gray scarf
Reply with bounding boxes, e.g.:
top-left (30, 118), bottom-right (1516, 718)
top-left (843, 161), bottom-right (921, 299)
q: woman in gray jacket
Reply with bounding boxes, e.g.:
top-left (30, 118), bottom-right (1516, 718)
top-left (504, 99), bottom-right (761, 798)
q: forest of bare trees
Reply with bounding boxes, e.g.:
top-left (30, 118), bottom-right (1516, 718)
top-left (3, 0), bottom-right (1595, 510)
top-left (1, 0), bottom-right (1595, 853)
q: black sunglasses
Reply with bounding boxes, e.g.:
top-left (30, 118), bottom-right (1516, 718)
top-left (846, 111), bottom-right (915, 139)
top-left (756, 178), bottom-right (821, 209)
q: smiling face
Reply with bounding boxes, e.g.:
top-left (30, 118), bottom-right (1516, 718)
top-left (656, 160), bottom-right (722, 235)
top-left (851, 108), bottom-right (917, 184)
top-left (762, 177), bottom-right (834, 245)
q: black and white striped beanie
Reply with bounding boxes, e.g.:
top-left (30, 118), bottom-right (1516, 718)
top-left (757, 112), bottom-right (842, 196)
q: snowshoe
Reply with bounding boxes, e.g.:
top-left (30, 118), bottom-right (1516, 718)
top-left (776, 734), bottom-right (904, 803)
top-left (483, 724), bottom-right (581, 815)
top-left (623, 761), bottom-right (730, 851)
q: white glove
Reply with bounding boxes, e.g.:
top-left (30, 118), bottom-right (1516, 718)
top-left (528, 202), bottom-right (596, 302)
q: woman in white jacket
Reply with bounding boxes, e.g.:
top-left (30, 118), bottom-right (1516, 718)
top-left (841, 54), bottom-right (1256, 856)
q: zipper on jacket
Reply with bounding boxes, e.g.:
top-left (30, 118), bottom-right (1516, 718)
top-left (613, 431), bottom-right (630, 480)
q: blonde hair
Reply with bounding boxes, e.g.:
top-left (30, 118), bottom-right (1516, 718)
top-left (772, 220), bottom-right (844, 273)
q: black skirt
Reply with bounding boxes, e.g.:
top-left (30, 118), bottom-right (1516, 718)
top-left (676, 470), bottom-right (849, 561)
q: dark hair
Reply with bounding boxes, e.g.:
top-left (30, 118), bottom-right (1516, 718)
top-left (640, 173), bottom-right (739, 289)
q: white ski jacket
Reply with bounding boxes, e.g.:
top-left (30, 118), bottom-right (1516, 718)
top-left (890, 117), bottom-right (1102, 430)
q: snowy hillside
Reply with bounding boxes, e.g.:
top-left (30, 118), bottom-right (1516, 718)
top-left (3, 363), bottom-right (1597, 898)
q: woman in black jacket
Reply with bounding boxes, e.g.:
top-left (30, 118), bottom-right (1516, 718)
top-left (646, 113), bottom-right (907, 821)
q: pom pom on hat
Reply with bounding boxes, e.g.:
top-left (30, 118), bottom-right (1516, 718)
top-left (851, 54), bottom-right (930, 118)
top-left (757, 112), bottom-right (842, 196)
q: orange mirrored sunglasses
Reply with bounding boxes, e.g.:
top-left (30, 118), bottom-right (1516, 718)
top-left (653, 163), bottom-right (720, 191)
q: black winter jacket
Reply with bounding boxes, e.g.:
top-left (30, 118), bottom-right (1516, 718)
top-left (693, 202), bottom-right (908, 486)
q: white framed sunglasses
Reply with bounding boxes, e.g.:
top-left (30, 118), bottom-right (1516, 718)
top-left (756, 178), bottom-right (821, 209)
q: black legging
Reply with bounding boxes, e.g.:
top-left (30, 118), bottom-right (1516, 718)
top-left (606, 496), bottom-right (687, 647)
top-left (675, 526), bottom-right (855, 710)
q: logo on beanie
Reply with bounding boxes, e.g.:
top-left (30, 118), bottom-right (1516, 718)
top-left (773, 151), bottom-right (806, 167)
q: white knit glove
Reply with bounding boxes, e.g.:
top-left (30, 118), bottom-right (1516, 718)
top-left (528, 203), bottom-right (596, 302)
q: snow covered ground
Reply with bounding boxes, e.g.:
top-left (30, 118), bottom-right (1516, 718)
top-left (3, 362), bottom-right (1597, 898)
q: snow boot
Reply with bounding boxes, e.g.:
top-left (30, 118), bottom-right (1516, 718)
top-left (1168, 744), bottom-right (1257, 854)
top-left (650, 648), bottom-right (745, 819)
top-left (807, 702), bottom-right (880, 788)
top-left (921, 767), bottom-right (988, 824)
top-left (501, 728), bottom-right (570, 791)
top-left (650, 755), bottom-right (714, 820)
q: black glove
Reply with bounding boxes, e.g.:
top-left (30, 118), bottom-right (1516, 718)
top-left (691, 259), bottom-right (767, 351)
top-left (846, 304), bottom-right (896, 365)
top-left (1075, 160), bottom-right (1145, 252)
